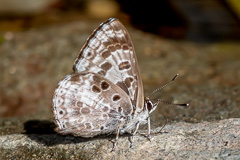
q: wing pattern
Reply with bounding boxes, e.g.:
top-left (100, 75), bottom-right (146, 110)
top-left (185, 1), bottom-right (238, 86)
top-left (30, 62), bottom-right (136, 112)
top-left (53, 72), bottom-right (133, 137)
top-left (52, 18), bottom-right (144, 137)
top-left (73, 18), bottom-right (144, 111)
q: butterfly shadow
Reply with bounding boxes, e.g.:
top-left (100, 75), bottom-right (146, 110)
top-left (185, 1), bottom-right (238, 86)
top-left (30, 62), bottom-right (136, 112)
top-left (23, 120), bottom-right (115, 146)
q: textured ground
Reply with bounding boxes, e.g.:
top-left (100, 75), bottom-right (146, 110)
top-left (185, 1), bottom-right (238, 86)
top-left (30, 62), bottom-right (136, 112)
top-left (0, 18), bottom-right (240, 159)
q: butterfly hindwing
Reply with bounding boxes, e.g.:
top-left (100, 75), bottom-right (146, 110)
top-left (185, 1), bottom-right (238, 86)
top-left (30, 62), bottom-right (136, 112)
top-left (52, 72), bottom-right (133, 137)
top-left (73, 18), bottom-right (144, 111)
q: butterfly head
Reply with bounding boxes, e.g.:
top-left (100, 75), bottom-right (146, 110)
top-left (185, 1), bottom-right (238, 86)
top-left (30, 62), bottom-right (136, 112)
top-left (144, 97), bottom-right (160, 114)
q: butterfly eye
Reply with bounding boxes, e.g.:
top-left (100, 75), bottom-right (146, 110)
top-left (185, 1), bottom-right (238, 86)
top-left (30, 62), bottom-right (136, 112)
top-left (146, 100), bottom-right (153, 112)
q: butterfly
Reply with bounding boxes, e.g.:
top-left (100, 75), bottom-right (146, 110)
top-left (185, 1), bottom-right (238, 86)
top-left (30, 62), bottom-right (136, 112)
top-left (52, 18), bottom-right (187, 150)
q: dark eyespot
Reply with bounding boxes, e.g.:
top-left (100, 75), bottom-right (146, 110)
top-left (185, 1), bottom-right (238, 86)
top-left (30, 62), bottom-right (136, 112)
top-left (100, 126), bottom-right (104, 130)
top-left (87, 51), bottom-right (92, 57)
top-left (101, 81), bottom-right (110, 90)
top-left (118, 107), bottom-right (122, 112)
top-left (113, 95), bottom-right (121, 101)
top-left (59, 111), bottom-right (63, 115)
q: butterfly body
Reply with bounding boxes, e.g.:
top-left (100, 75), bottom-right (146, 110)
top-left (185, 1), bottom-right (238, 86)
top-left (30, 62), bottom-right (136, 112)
top-left (52, 18), bottom-right (158, 146)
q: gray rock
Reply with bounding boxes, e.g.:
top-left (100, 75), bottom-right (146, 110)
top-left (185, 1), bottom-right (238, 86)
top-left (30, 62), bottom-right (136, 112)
top-left (0, 118), bottom-right (239, 159)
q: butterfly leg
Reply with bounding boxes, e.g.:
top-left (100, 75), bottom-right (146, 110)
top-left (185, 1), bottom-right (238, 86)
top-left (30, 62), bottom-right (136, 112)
top-left (129, 121), bottom-right (140, 148)
top-left (111, 127), bottom-right (120, 151)
top-left (146, 116), bottom-right (152, 141)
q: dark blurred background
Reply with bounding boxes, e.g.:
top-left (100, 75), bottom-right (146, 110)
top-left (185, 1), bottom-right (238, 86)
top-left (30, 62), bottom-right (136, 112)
top-left (1, 0), bottom-right (240, 41)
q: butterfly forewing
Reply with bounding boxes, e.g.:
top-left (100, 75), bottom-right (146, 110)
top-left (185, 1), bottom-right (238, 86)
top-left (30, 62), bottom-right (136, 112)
top-left (53, 18), bottom-right (146, 138)
top-left (53, 72), bottom-right (133, 137)
top-left (73, 18), bottom-right (144, 111)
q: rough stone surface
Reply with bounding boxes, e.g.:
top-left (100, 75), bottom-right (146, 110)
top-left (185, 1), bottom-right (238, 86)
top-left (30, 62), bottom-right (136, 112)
top-left (0, 18), bottom-right (240, 159)
top-left (0, 119), bottom-right (239, 159)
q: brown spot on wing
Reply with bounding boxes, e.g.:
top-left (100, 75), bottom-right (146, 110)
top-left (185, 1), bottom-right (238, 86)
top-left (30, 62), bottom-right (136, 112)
top-left (115, 44), bottom-right (121, 50)
top-left (100, 62), bottom-right (112, 71)
top-left (102, 106), bottom-right (109, 112)
top-left (93, 75), bottom-right (101, 83)
top-left (101, 81), bottom-right (110, 90)
top-left (70, 74), bottom-right (80, 82)
top-left (124, 77), bottom-right (134, 88)
top-left (113, 95), bottom-right (121, 101)
top-left (86, 51), bottom-right (93, 58)
top-left (118, 107), bottom-right (122, 112)
top-left (76, 101), bottom-right (83, 108)
top-left (81, 108), bottom-right (90, 114)
top-left (119, 61), bottom-right (131, 70)
top-left (87, 52), bottom-right (91, 56)
top-left (108, 45), bottom-right (117, 52)
top-left (122, 44), bottom-right (129, 50)
top-left (97, 70), bottom-right (106, 76)
top-left (101, 50), bottom-right (111, 58)
top-left (92, 85), bottom-right (101, 93)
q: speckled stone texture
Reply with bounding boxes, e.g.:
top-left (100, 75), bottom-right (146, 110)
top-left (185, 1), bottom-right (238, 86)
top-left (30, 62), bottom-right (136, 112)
top-left (0, 19), bottom-right (240, 159)
top-left (0, 119), bottom-right (239, 159)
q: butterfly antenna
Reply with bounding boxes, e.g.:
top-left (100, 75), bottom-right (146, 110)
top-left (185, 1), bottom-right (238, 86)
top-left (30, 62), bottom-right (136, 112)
top-left (156, 99), bottom-right (189, 107)
top-left (157, 102), bottom-right (188, 133)
top-left (157, 100), bottom-right (189, 133)
top-left (148, 74), bottom-right (179, 97)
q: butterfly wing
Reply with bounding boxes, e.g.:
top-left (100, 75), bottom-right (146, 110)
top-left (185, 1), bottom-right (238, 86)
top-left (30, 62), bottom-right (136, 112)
top-left (73, 18), bottom-right (144, 111)
top-left (52, 72), bottom-right (133, 137)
